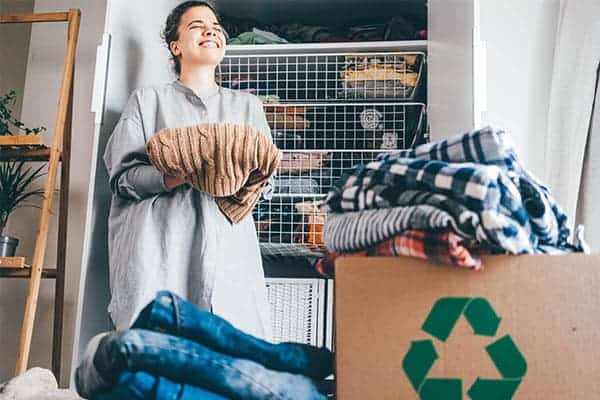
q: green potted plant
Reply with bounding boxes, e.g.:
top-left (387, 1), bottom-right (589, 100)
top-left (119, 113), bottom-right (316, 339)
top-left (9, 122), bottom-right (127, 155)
top-left (0, 89), bottom-right (47, 257)
top-left (0, 161), bottom-right (45, 257)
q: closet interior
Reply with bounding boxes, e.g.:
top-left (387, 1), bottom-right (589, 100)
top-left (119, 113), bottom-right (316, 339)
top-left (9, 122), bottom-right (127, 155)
top-left (214, 0), bottom-right (429, 348)
top-left (217, 0), bottom-right (428, 256)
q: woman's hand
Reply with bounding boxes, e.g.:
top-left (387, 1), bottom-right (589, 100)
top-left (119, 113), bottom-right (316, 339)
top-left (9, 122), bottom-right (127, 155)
top-left (164, 174), bottom-right (186, 190)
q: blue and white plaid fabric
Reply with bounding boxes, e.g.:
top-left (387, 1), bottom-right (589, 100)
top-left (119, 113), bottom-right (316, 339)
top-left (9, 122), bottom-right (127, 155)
top-left (323, 126), bottom-right (576, 254)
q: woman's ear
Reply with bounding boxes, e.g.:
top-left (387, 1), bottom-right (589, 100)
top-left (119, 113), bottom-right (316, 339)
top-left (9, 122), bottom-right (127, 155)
top-left (169, 40), bottom-right (181, 57)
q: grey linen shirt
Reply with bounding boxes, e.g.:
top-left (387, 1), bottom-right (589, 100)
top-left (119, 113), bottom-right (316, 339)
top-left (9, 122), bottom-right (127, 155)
top-left (103, 80), bottom-right (273, 340)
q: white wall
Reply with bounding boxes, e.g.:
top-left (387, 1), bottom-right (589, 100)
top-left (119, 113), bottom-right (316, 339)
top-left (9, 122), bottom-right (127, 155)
top-left (0, 0), bottom-right (34, 121)
top-left (478, 0), bottom-right (560, 176)
top-left (0, 0), bottom-right (106, 385)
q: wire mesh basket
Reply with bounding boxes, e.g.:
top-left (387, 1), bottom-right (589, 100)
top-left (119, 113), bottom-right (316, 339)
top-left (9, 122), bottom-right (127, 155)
top-left (265, 278), bottom-right (326, 346)
top-left (254, 195), bottom-right (326, 248)
top-left (254, 102), bottom-right (425, 252)
top-left (264, 102), bottom-right (425, 150)
top-left (219, 51), bottom-right (425, 102)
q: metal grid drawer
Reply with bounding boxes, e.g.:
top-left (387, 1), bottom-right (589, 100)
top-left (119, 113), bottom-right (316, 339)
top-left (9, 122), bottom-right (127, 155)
top-left (264, 102), bottom-right (425, 151)
top-left (219, 51), bottom-right (425, 102)
top-left (254, 102), bottom-right (425, 251)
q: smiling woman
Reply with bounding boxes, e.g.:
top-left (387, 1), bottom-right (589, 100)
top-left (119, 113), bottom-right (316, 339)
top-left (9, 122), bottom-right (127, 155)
top-left (101, 0), bottom-right (275, 340)
top-left (162, 1), bottom-right (225, 75)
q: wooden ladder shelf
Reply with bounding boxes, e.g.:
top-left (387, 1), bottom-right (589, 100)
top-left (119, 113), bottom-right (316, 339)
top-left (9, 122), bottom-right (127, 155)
top-left (0, 9), bottom-right (80, 379)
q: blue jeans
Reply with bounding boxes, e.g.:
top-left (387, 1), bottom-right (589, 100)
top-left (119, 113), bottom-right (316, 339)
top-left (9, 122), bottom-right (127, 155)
top-left (94, 371), bottom-right (228, 400)
top-left (132, 290), bottom-right (334, 379)
top-left (78, 329), bottom-right (327, 400)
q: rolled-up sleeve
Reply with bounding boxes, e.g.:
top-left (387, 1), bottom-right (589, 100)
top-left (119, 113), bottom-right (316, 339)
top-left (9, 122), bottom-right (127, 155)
top-left (250, 96), bottom-right (276, 200)
top-left (103, 94), bottom-right (169, 201)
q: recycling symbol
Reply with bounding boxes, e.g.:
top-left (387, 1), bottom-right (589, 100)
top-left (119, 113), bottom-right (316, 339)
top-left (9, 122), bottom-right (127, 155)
top-left (402, 297), bottom-right (527, 400)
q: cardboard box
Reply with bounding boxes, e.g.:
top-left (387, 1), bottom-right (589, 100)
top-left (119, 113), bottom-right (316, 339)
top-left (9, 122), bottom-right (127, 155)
top-left (335, 255), bottom-right (600, 399)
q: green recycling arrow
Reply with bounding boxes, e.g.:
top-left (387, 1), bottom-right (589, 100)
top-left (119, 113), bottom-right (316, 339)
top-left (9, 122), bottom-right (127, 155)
top-left (422, 297), bottom-right (470, 341)
top-left (486, 335), bottom-right (527, 379)
top-left (422, 297), bottom-right (501, 342)
top-left (404, 297), bottom-right (527, 399)
top-left (420, 378), bottom-right (462, 400)
top-left (403, 340), bottom-right (438, 391)
top-left (467, 378), bottom-right (521, 400)
top-left (464, 298), bottom-right (501, 336)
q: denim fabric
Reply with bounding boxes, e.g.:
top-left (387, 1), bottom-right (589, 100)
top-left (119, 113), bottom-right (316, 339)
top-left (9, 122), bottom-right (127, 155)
top-left (132, 291), bottom-right (334, 379)
top-left (93, 371), bottom-right (229, 400)
top-left (78, 329), bottom-right (326, 400)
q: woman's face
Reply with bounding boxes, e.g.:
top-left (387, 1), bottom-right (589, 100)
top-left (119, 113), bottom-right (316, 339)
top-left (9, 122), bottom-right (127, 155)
top-left (170, 6), bottom-right (226, 70)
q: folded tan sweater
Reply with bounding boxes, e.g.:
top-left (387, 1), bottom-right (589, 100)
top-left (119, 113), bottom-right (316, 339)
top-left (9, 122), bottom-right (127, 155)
top-left (147, 123), bottom-right (281, 224)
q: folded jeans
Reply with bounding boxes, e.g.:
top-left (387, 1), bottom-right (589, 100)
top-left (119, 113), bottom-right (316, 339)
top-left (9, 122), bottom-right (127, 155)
top-left (77, 329), bottom-right (327, 400)
top-left (93, 371), bottom-right (229, 400)
top-left (132, 291), bottom-right (334, 379)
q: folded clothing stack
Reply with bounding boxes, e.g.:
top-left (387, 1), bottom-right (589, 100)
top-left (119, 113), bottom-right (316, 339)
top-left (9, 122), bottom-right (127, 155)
top-left (339, 55), bottom-right (420, 99)
top-left (146, 123), bottom-right (281, 224)
top-left (75, 291), bottom-right (334, 400)
top-left (315, 126), bottom-right (587, 277)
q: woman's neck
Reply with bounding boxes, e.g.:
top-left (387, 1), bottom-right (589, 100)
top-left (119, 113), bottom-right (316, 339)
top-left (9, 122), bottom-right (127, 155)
top-left (178, 65), bottom-right (217, 94)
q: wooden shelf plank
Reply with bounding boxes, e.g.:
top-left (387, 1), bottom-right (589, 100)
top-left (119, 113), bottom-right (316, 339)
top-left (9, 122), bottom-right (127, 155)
top-left (0, 12), bottom-right (69, 23)
top-left (0, 268), bottom-right (57, 279)
top-left (0, 146), bottom-right (61, 162)
top-left (0, 135), bottom-right (43, 146)
top-left (0, 257), bottom-right (25, 268)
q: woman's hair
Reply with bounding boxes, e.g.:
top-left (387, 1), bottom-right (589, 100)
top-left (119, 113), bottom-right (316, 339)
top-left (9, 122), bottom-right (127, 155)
top-left (162, 1), bottom-right (221, 75)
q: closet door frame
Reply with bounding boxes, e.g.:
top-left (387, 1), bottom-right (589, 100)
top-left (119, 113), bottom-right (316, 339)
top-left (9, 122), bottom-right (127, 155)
top-left (428, 0), bottom-right (477, 140)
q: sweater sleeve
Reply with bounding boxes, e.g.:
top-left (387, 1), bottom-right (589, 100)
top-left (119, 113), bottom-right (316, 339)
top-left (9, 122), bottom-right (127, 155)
top-left (250, 96), bottom-right (276, 200)
top-left (103, 92), bottom-right (170, 200)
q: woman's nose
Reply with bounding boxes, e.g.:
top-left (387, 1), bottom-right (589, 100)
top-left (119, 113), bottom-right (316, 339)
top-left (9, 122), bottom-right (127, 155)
top-left (204, 28), bottom-right (217, 37)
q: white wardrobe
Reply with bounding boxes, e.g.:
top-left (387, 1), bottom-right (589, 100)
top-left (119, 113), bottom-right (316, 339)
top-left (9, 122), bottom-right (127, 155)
top-left (71, 0), bottom-right (479, 382)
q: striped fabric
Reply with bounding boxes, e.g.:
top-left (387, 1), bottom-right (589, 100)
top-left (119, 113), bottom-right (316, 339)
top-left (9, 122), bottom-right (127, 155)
top-left (315, 229), bottom-right (483, 278)
top-left (323, 205), bottom-right (467, 253)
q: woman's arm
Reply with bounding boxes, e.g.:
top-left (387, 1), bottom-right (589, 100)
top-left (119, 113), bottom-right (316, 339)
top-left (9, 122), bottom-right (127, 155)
top-left (250, 96), bottom-right (276, 200)
top-left (103, 91), bottom-right (182, 200)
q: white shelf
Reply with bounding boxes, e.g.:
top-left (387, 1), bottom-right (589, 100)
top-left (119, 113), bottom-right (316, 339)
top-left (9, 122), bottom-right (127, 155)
top-left (226, 40), bottom-right (427, 55)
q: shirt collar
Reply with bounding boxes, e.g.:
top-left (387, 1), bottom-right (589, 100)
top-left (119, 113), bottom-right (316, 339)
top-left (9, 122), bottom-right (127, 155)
top-left (172, 79), bottom-right (220, 102)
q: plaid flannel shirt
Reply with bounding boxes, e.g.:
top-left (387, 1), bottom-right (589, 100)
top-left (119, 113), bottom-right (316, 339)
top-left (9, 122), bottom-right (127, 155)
top-left (315, 229), bottom-right (483, 278)
top-left (377, 126), bottom-right (570, 247)
top-left (323, 126), bottom-right (574, 254)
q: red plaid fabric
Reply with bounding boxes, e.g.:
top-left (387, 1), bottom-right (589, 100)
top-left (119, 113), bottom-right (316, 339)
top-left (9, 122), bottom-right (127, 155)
top-left (314, 230), bottom-right (483, 278)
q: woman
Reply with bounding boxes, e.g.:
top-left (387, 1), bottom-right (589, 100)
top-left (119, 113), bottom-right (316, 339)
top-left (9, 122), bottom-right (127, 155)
top-left (103, 0), bottom-right (273, 340)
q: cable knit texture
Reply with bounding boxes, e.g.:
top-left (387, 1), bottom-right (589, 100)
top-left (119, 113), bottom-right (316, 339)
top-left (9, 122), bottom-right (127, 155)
top-left (147, 123), bottom-right (281, 224)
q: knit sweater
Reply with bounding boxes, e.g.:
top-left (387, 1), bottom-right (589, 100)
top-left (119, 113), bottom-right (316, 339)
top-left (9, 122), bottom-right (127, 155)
top-left (147, 123), bottom-right (281, 224)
